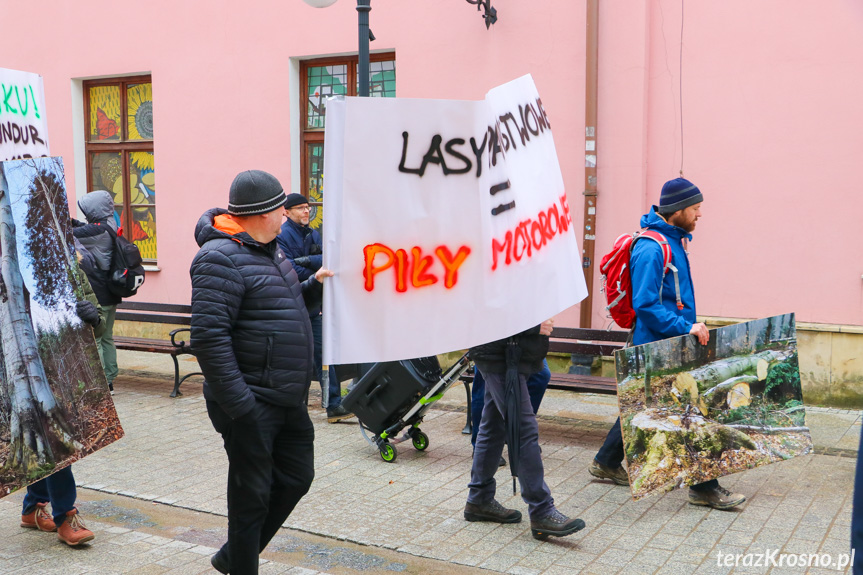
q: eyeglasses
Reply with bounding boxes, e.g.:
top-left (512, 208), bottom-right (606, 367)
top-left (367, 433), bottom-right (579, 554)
top-left (289, 205), bottom-right (311, 212)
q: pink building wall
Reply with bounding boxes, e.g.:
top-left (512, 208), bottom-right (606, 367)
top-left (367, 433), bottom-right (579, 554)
top-left (594, 1), bottom-right (863, 328)
top-left (1, 0), bottom-right (860, 327)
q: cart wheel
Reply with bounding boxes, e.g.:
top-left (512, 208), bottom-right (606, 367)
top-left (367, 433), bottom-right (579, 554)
top-left (379, 443), bottom-right (398, 463)
top-left (412, 431), bottom-right (429, 451)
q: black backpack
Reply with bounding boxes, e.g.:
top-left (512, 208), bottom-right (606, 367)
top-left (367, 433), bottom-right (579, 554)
top-left (105, 225), bottom-right (145, 298)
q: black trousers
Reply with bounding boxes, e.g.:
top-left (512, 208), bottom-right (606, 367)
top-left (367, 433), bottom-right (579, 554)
top-left (207, 399), bottom-right (315, 575)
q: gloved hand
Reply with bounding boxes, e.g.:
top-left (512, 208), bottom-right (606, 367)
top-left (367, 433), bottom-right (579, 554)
top-left (294, 256), bottom-right (312, 268)
top-left (309, 243), bottom-right (323, 256)
top-left (76, 301), bottom-right (101, 327)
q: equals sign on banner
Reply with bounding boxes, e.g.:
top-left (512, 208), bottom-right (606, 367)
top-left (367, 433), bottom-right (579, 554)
top-left (490, 180), bottom-right (514, 216)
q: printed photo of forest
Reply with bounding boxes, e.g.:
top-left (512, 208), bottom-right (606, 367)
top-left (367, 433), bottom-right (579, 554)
top-left (615, 313), bottom-right (811, 500)
top-left (0, 157), bottom-right (123, 498)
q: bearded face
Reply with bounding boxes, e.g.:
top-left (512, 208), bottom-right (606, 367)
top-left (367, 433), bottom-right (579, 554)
top-left (668, 202), bottom-right (702, 233)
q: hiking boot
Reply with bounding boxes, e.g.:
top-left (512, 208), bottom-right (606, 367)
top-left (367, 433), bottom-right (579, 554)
top-left (464, 499), bottom-right (522, 523)
top-left (688, 485), bottom-right (747, 510)
top-left (56, 510), bottom-right (95, 546)
top-left (588, 459), bottom-right (629, 486)
top-left (530, 509), bottom-right (586, 540)
top-left (21, 502), bottom-right (56, 532)
top-left (210, 545), bottom-right (230, 574)
top-left (327, 405), bottom-right (354, 423)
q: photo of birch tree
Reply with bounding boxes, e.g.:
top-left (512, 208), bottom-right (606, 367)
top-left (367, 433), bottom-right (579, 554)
top-left (615, 313), bottom-right (811, 500)
top-left (0, 157), bottom-right (123, 498)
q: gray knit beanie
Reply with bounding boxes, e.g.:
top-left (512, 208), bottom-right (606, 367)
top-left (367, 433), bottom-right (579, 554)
top-left (227, 170), bottom-right (286, 215)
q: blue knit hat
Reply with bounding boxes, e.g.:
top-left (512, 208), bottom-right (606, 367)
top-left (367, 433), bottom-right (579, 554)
top-left (657, 178), bottom-right (703, 214)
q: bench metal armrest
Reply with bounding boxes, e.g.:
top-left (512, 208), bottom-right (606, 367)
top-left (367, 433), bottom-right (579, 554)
top-left (169, 328), bottom-right (192, 352)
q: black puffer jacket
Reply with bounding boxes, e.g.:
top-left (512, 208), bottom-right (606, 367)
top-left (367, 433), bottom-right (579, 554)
top-left (469, 325), bottom-right (549, 376)
top-left (190, 208), bottom-right (322, 419)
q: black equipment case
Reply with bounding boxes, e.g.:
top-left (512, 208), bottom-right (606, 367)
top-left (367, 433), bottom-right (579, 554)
top-left (342, 357), bottom-right (442, 435)
top-left (341, 354), bottom-right (471, 462)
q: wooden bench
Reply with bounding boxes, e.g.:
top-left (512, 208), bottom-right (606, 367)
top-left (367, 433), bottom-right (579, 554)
top-left (114, 302), bottom-right (202, 398)
top-left (546, 327), bottom-right (629, 394)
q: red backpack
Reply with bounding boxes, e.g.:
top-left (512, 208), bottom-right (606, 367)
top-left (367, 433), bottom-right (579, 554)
top-left (599, 230), bottom-right (682, 329)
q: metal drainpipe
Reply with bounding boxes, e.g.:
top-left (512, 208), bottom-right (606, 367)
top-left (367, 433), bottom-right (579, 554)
top-left (571, 0), bottom-right (599, 375)
top-left (579, 0), bottom-right (599, 329)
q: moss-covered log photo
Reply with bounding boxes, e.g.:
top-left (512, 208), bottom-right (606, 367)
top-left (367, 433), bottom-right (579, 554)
top-left (615, 313), bottom-right (812, 500)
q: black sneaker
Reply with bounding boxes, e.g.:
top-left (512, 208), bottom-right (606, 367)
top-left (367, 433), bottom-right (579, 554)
top-left (326, 405), bottom-right (355, 423)
top-left (108, 382), bottom-right (114, 395)
top-left (530, 509), bottom-right (586, 540)
top-left (464, 499), bottom-right (522, 523)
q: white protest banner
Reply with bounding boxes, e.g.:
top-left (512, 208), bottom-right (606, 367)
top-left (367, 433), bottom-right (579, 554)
top-left (322, 74), bottom-right (587, 364)
top-left (0, 67), bottom-right (49, 162)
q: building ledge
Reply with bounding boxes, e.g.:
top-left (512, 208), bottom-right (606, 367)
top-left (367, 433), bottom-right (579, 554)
top-left (699, 316), bottom-right (863, 335)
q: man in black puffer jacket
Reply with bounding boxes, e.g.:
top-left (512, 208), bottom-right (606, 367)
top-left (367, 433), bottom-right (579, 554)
top-left (465, 319), bottom-right (586, 542)
top-left (190, 170), bottom-right (332, 575)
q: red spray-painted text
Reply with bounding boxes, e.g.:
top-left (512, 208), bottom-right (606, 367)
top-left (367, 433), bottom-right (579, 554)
top-left (363, 244), bottom-right (472, 292)
top-left (491, 194), bottom-right (572, 271)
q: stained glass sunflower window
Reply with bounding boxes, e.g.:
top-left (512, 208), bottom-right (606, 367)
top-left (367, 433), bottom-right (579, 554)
top-left (84, 76), bottom-right (157, 263)
top-left (127, 83), bottom-right (154, 141)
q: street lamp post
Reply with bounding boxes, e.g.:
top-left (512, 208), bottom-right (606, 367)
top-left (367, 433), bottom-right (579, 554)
top-left (356, 0), bottom-right (371, 97)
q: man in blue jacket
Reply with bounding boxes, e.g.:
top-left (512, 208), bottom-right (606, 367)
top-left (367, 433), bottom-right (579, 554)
top-left (276, 193), bottom-right (352, 423)
top-left (589, 178), bottom-right (746, 510)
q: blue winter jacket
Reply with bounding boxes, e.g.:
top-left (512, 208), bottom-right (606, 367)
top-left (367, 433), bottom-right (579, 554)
top-left (276, 218), bottom-right (323, 316)
top-left (631, 206), bottom-right (697, 346)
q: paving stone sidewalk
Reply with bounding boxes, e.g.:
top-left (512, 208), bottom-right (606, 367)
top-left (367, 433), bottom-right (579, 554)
top-left (0, 508), bottom-right (277, 575)
top-left (1, 352), bottom-right (859, 574)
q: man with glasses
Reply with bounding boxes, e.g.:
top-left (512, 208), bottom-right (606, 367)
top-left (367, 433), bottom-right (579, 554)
top-left (277, 194), bottom-right (353, 422)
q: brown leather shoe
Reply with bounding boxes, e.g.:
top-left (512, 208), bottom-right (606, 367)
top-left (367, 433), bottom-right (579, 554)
top-left (21, 502), bottom-right (57, 532)
top-left (57, 510), bottom-right (95, 546)
top-left (688, 485), bottom-right (747, 510)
